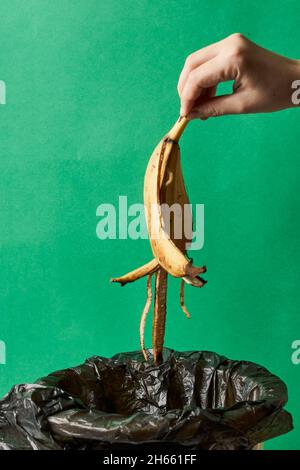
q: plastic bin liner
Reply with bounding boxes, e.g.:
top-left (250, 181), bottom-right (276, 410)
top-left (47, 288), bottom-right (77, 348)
top-left (0, 348), bottom-right (293, 450)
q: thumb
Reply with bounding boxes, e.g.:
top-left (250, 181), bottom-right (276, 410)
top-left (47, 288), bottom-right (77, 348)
top-left (188, 93), bottom-right (245, 119)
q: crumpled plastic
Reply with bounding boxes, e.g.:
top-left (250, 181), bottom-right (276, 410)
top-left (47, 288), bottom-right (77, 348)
top-left (0, 348), bottom-right (293, 450)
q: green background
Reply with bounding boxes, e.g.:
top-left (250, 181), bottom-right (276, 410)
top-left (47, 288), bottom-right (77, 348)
top-left (0, 0), bottom-right (299, 449)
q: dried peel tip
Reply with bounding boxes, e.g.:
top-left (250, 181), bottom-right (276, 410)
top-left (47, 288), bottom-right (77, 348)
top-left (186, 264), bottom-right (206, 278)
top-left (110, 278), bottom-right (126, 287)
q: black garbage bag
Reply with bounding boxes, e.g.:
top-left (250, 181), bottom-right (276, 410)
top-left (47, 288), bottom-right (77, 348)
top-left (0, 348), bottom-right (293, 450)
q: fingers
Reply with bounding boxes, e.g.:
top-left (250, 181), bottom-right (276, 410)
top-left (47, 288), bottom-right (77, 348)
top-left (178, 34), bottom-right (253, 118)
top-left (188, 92), bottom-right (246, 119)
top-left (180, 57), bottom-right (237, 116)
top-left (177, 41), bottom-right (220, 96)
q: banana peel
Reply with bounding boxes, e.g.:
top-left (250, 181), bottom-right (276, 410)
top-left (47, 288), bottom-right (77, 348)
top-left (111, 116), bottom-right (206, 364)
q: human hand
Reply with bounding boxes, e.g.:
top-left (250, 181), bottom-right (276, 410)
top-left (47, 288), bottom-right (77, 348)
top-left (178, 34), bottom-right (300, 119)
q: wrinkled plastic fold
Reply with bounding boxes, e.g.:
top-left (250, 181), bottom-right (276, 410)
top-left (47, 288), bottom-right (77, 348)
top-left (0, 348), bottom-right (293, 450)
